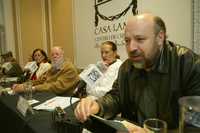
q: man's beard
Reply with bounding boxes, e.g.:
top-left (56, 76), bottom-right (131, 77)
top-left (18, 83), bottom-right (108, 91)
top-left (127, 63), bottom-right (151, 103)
top-left (132, 61), bottom-right (145, 69)
top-left (131, 50), bottom-right (161, 70)
top-left (129, 50), bottom-right (145, 69)
top-left (52, 58), bottom-right (64, 70)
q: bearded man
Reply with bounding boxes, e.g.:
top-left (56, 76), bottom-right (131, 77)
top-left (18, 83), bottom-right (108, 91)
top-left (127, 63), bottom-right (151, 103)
top-left (74, 13), bottom-right (200, 132)
top-left (13, 46), bottom-right (79, 96)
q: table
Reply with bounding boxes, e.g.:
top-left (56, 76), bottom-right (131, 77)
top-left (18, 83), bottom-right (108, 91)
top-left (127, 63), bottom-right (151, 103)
top-left (0, 92), bottom-right (82, 133)
top-left (1, 91), bottom-right (188, 133)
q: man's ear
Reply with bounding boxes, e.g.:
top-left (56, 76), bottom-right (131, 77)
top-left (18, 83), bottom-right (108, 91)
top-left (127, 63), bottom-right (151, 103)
top-left (157, 31), bottom-right (165, 46)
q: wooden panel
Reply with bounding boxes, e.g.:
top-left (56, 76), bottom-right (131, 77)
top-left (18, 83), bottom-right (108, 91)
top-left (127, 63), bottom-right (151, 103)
top-left (50, 0), bottom-right (74, 62)
top-left (20, 0), bottom-right (44, 64)
top-left (14, 0), bottom-right (47, 66)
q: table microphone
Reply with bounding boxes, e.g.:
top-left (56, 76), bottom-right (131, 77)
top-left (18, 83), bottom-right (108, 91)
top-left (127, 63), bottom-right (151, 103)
top-left (24, 61), bottom-right (38, 74)
top-left (69, 80), bottom-right (86, 114)
top-left (73, 80), bottom-right (87, 98)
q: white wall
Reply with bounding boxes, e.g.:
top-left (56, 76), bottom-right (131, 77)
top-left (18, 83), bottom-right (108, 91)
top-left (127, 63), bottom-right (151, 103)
top-left (138, 0), bottom-right (192, 48)
top-left (0, 0), bottom-right (16, 56)
top-left (73, 0), bottom-right (192, 68)
top-left (73, 0), bottom-right (97, 68)
top-left (3, 0), bottom-right (16, 55)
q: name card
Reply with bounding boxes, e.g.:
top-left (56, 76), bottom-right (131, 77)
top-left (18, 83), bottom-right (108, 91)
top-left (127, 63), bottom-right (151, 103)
top-left (17, 96), bottom-right (30, 116)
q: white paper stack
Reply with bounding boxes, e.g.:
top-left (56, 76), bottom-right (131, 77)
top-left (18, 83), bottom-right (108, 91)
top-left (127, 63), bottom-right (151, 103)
top-left (33, 96), bottom-right (79, 111)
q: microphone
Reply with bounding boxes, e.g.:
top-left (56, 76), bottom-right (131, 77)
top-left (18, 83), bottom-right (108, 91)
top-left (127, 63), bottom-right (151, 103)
top-left (76, 80), bottom-right (87, 90)
top-left (23, 69), bottom-right (31, 80)
top-left (24, 61), bottom-right (38, 74)
top-left (74, 62), bottom-right (106, 98)
top-left (79, 64), bottom-right (104, 88)
top-left (70, 80), bottom-right (86, 113)
top-left (73, 80), bottom-right (87, 97)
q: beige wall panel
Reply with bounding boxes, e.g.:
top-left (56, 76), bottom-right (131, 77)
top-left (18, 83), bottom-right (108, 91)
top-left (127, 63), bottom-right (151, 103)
top-left (50, 0), bottom-right (74, 62)
top-left (20, 0), bottom-right (44, 64)
top-left (16, 0), bottom-right (45, 65)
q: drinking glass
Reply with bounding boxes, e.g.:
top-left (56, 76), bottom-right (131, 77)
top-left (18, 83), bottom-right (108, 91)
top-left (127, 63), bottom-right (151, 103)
top-left (143, 118), bottom-right (167, 133)
top-left (24, 81), bottom-right (33, 100)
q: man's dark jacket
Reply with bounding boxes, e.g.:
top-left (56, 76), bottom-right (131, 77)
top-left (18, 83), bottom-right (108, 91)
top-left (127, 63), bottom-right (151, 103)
top-left (97, 41), bottom-right (200, 129)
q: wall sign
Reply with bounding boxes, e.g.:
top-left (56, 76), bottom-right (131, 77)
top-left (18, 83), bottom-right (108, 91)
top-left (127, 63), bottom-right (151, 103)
top-left (94, 0), bottom-right (137, 47)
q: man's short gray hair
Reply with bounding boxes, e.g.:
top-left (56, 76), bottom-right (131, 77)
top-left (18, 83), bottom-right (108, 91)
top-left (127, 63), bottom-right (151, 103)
top-left (153, 16), bottom-right (167, 41)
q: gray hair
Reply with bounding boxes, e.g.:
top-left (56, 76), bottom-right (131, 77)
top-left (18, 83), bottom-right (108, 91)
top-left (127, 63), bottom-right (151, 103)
top-left (153, 16), bottom-right (167, 41)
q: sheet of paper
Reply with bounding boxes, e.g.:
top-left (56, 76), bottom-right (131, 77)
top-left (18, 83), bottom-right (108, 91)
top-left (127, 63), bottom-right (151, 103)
top-left (33, 96), bottom-right (79, 111)
top-left (91, 115), bottom-right (129, 132)
top-left (28, 99), bottom-right (39, 105)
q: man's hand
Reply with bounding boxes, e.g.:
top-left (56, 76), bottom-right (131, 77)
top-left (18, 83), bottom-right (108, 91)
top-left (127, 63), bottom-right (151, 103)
top-left (117, 120), bottom-right (148, 133)
top-left (74, 97), bottom-right (100, 123)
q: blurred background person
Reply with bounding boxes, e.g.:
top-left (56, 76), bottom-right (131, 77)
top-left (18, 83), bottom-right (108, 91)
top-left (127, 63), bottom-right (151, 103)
top-left (0, 51), bottom-right (16, 63)
top-left (25, 48), bottom-right (51, 80)
top-left (0, 51), bottom-right (23, 77)
top-left (81, 41), bottom-right (122, 99)
top-left (13, 46), bottom-right (80, 96)
top-left (80, 41), bottom-right (122, 133)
